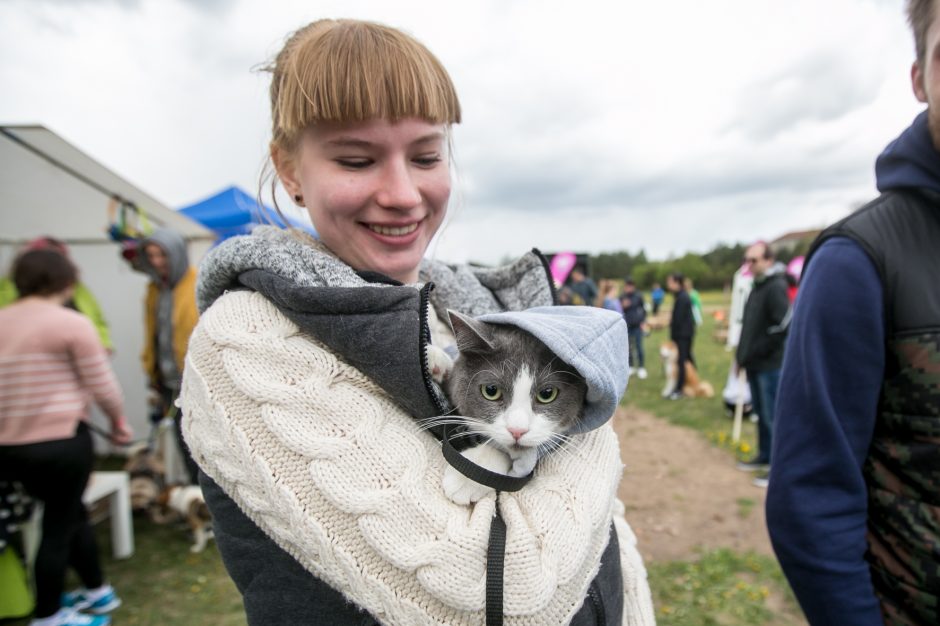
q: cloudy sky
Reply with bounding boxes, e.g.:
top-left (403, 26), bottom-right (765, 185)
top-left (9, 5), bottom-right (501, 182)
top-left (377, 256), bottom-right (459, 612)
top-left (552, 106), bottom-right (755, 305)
top-left (0, 0), bottom-right (925, 264)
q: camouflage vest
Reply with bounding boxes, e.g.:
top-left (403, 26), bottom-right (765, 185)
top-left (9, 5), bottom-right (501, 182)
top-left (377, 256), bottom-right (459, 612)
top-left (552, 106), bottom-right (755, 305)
top-left (806, 189), bottom-right (940, 626)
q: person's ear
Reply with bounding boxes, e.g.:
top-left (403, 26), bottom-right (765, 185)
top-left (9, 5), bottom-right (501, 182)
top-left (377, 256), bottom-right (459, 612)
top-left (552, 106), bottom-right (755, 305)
top-left (271, 144), bottom-right (304, 205)
top-left (912, 61), bottom-right (928, 103)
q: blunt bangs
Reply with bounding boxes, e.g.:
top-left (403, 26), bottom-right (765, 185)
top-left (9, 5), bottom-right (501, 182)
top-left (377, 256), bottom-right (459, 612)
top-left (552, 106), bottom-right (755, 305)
top-left (271, 20), bottom-right (461, 144)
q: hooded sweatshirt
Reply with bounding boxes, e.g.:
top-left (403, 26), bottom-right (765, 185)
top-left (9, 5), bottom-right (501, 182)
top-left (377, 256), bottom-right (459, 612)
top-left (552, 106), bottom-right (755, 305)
top-left (140, 228), bottom-right (198, 391)
top-left (767, 112), bottom-right (939, 625)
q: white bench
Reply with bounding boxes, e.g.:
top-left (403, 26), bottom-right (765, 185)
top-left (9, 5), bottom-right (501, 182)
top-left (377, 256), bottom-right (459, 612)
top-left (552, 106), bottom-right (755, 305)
top-left (22, 470), bottom-right (135, 574)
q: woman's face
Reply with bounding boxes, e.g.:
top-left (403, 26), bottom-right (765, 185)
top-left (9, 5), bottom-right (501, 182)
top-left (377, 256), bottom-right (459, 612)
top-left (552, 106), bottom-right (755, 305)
top-left (283, 118), bottom-right (451, 284)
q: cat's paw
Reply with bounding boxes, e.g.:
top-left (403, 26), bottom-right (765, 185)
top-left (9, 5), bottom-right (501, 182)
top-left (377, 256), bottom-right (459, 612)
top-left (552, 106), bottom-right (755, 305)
top-left (443, 466), bottom-right (494, 505)
top-left (442, 444), bottom-right (511, 505)
top-left (426, 344), bottom-right (454, 383)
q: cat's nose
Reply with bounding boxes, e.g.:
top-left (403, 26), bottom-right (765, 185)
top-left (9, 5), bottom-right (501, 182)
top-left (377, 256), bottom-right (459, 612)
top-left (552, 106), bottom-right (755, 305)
top-left (507, 427), bottom-right (528, 442)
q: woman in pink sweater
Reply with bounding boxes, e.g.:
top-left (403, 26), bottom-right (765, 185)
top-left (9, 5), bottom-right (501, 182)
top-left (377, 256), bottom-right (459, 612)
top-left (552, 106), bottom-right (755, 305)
top-left (0, 250), bottom-right (132, 626)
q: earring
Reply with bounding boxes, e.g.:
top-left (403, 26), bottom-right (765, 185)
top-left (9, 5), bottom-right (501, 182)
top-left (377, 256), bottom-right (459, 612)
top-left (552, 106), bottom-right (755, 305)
top-left (294, 193), bottom-right (304, 206)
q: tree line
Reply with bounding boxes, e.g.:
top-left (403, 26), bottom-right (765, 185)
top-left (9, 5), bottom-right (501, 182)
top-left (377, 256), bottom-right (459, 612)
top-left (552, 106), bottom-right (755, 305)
top-left (586, 241), bottom-right (810, 291)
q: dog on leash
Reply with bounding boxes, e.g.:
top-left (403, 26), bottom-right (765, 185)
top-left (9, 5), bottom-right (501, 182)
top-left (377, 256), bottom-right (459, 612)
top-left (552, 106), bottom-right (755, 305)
top-left (123, 443), bottom-right (165, 513)
top-left (152, 485), bottom-right (214, 553)
top-left (659, 341), bottom-right (715, 398)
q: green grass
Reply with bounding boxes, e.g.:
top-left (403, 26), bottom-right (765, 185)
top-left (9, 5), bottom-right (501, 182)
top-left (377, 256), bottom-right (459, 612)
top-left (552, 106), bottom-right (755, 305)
top-left (626, 291), bottom-right (804, 625)
top-left (88, 519), bottom-right (245, 625)
top-left (737, 498), bottom-right (757, 519)
top-left (649, 549), bottom-right (802, 626)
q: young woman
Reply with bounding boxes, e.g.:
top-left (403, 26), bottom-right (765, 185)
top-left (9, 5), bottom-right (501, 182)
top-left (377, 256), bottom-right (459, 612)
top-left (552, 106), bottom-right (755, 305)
top-left (0, 250), bottom-right (131, 626)
top-left (180, 19), bottom-right (654, 625)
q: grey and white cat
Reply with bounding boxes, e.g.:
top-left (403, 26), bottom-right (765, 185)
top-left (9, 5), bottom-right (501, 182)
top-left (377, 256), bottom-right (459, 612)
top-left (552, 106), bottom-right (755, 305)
top-left (428, 310), bottom-right (588, 504)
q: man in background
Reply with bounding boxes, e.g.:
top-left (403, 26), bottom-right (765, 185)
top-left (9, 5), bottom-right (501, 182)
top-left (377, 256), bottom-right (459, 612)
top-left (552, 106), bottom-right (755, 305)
top-left (734, 242), bottom-right (789, 482)
top-left (140, 228), bottom-right (199, 484)
top-left (767, 1), bottom-right (940, 622)
top-left (621, 279), bottom-right (648, 379)
top-left (666, 273), bottom-right (694, 399)
top-left (650, 282), bottom-right (665, 315)
top-left (567, 265), bottom-right (598, 306)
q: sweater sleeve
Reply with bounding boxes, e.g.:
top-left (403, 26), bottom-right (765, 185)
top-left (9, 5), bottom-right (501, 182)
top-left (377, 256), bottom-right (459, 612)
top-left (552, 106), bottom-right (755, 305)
top-left (766, 237), bottom-right (884, 625)
top-left (69, 314), bottom-right (124, 425)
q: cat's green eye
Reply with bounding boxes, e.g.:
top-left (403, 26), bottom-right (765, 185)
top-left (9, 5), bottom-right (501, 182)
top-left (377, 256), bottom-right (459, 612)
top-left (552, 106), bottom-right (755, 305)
top-left (480, 384), bottom-right (502, 401)
top-left (536, 386), bottom-right (559, 403)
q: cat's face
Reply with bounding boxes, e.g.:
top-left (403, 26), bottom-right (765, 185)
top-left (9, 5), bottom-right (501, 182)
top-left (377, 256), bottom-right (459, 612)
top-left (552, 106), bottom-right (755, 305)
top-left (445, 311), bottom-right (587, 455)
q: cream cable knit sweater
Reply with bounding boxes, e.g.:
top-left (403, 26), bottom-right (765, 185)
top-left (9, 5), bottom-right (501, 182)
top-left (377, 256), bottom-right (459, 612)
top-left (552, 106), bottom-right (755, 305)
top-left (183, 290), bottom-right (655, 625)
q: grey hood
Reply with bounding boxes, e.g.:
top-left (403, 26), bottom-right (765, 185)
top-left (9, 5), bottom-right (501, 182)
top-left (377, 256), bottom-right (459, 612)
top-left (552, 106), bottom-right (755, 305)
top-left (194, 226), bottom-right (556, 424)
top-left (141, 227), bottom-right (190, 287)
top-left (476, 306), bottom-right (629, 433)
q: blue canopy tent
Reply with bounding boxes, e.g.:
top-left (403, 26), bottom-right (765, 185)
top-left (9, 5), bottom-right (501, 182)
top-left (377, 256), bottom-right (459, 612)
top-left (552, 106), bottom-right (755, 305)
top-left (178, 185), bottom-right (316, 241)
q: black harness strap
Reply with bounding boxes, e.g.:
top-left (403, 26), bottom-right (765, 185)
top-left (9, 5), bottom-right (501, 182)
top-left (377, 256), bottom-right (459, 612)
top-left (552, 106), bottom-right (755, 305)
top-left (441, 425), bottom-right (535, 625)
top-left (440, 425), bottom-right (533, 492)
top-left (486, 509), bottom-right (507, 626)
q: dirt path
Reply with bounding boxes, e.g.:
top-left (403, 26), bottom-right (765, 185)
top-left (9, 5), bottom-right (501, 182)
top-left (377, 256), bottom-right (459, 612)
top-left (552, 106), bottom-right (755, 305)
top-left (612, 406), bottom-right (773, 563)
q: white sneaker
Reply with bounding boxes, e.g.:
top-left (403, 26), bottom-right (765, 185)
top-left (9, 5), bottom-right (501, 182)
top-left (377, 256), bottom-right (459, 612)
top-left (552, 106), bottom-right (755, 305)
top-left (637, 368), bottom-right (648, 380)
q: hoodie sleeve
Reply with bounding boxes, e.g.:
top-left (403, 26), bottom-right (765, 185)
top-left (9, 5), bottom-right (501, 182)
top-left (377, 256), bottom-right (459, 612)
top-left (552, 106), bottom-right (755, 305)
top-left (766, 237), bottom-right (885, 625)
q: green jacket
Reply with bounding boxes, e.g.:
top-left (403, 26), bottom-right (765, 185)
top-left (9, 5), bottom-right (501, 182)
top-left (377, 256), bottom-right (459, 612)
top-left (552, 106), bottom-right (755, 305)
top-left (0, 278), bottom-right (113, 350)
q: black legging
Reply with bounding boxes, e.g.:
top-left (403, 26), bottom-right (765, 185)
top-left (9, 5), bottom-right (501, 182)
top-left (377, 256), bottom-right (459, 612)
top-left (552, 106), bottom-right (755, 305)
top-left (0, 423), bottom-right (104, 618)
top-left (673, 336), bottom-right (693, 394)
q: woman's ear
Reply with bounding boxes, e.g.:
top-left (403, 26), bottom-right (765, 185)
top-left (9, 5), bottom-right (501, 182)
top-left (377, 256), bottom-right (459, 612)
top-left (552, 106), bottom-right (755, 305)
top-left (271, 144), bottom-right (303, 203)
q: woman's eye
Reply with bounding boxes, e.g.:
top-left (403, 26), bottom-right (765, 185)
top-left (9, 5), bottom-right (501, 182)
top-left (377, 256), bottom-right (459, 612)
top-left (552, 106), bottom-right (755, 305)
top-left (336, 158), bottom-right (372, 169)
top-left (413, 154), bottom-right (442, 167)
top-left (480, 384), bottom-right (502, 401)
top-left (536, 386), bottom-right (558, 403)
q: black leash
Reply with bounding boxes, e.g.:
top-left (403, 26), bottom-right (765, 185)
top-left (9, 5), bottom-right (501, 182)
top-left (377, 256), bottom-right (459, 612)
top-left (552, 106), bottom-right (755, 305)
top-left (441, 425), bottom-right (535, 626)
top-left (84, 421), bottom-right (149, 448)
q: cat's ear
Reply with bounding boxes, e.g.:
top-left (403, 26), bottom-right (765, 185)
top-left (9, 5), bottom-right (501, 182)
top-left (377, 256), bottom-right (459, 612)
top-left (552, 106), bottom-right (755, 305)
top-left (447, 310), bottom-right (495, 355)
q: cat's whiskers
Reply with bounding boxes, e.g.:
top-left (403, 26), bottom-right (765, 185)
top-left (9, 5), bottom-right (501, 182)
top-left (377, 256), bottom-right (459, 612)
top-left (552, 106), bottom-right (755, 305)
top-left (414, 417), bottom-right (472, 433)
top-left (537, 433), bottom-right (579, 463)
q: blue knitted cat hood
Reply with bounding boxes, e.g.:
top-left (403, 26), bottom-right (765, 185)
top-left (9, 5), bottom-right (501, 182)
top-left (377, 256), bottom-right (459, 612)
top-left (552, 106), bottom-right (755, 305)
top-left (476, 306), bottom-right (629, 433)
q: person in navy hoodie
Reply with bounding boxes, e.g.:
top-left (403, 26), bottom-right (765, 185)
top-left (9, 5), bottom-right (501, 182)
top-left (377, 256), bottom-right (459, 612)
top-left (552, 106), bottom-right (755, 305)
top-left (766, 1), bottom-right (940, 623)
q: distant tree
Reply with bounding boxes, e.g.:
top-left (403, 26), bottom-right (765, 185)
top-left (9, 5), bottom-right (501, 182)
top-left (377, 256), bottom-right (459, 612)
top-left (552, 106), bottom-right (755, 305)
top-left (630, 262), bottom-right (661, 289)
top-left (591, 250), bottom-right (648, 280)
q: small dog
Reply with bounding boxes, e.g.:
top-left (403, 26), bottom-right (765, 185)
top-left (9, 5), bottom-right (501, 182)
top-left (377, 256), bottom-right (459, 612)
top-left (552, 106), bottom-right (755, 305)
top-left (123, 443), bottom-right (165, 513)
top-left (659, 341), bottom-right (715, 398)
top-left (152, 485), bottom-right (214, 553)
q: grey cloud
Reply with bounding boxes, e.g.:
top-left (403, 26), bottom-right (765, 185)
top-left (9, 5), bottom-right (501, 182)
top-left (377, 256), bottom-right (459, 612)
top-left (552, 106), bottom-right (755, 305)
top-left (178, 0), bottom-right (232, 14)
top-left (6, 0), bottom-right (143, 7)
top-left (462, 140), bottom-right (870, 215)
top-left (731, 49), bottom-right (882, 141)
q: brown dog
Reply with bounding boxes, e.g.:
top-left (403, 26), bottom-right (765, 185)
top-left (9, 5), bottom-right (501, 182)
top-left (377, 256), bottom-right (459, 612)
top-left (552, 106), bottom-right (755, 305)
top-left (152, 485), bottom-right (213, 553)
top-left (659, 341), bottom-right (715, 398)
top-left (123, 443), bottom-right (165, 512)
